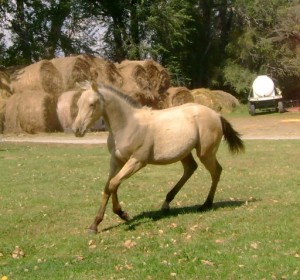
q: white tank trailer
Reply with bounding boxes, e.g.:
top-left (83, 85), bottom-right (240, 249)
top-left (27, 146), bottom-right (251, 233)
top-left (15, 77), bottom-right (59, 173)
top-left (248, 75), bottom-right (284, 115)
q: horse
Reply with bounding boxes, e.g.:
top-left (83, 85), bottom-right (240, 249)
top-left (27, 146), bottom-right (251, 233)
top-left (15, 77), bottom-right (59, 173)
top-left (72, 81), bottom-right (245, 233)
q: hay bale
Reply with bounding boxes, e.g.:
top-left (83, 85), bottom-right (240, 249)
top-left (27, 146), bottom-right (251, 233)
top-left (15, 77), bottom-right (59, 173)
top-left (10, 60), bottom-right (63, 97)
top-left (56, 90), bottom-right (82, 132)
top-left (4, 91), bottom-right (62, 134)
top-left (4, 94), bottom-right (22, 133)
top-left (210, 90), bottom-right (239, 113)
top-left (80, 54), bottom-right (123, 88)
top-left (164, 87), bottom-right (194, 108)
top-left (139, 60), bottom-right (171, 94)
top-left (191, 88), bottom-right (239, 113)
top-left (116, 60), bottom-right (150, 93)
top-left (51, 56), bottom-right (93, 91)
top-left (0, 70), bottom-right (12, 133)
top-left (191, 88), bottom-right (219, 111)
top-left (115, 59), bottom-right (171, 108)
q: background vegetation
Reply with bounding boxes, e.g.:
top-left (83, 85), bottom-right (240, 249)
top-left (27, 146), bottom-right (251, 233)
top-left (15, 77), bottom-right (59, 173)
top-left (0, 141), bottom-right (299, 279)
top-left (0, 0), bottom-right (300, 99)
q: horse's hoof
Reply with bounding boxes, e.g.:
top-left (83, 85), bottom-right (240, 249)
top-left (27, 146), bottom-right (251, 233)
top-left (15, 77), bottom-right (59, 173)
top-left (121, 212), bottom-right (131, 222)
top-left (161, 201), bottom-right (170, 212)
top-left (87, 227), bottom-right (98, 235)
top-left (198, 203), bottom-right (213, 212)
top-left (118, 210), bottom-right (131, 222)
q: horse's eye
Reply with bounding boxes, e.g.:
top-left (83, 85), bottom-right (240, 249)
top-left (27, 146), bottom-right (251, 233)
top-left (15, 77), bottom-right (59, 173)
top-left (90, 104), bottom-right (95, 108)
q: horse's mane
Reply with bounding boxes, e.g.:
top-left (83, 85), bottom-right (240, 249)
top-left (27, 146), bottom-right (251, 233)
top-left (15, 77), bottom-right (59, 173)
top-left (98, 84), bottom-right (142, 109)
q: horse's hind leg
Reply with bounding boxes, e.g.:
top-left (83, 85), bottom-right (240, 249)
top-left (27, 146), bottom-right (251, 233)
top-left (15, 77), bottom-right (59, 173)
top-left (161, 153), bottom-right (198, 211)
top-left (198, 154), bottom-right (222, 211)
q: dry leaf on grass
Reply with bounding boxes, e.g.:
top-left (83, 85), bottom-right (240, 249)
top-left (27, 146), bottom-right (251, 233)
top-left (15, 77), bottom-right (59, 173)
top-left (75, 255), bottom-right (85, 261)
top-left (88, 240), bottom-right (97, 249)
top-left (124, 239), bottom-right (137, 249)
top-left (250, 242), bottom-right (259, 249)
top-left (11, 246), bottom-right (25, 259)
top-left (201, 259), bottom-right (215, 266)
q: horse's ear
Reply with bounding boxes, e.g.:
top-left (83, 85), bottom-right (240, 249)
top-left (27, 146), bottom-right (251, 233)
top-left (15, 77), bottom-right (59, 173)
top-left (91, 81), bottom-right (98, 92)
top-left (77, 81), bottom-right (90, 90)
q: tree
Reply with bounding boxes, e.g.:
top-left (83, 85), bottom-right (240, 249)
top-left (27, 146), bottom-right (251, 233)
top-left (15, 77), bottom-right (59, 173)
top-left (223, 0), bottom-right (300, 97)
top-left (0, 0), bottom-right (96, 65)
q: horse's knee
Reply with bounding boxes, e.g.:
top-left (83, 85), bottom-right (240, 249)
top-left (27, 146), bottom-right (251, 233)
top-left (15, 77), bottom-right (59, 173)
top-left (108, 178), bottom-right (119, 193)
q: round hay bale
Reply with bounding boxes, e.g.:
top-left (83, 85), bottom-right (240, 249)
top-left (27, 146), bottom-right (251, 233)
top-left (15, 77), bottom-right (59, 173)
top-left (10, 60), bottom-right (63, 97)
top-left (5, 91), bottom-right (62, 134)
top-left (139, 60), bottom-right (171, 94)
top-left (165, 87), bottom-right (194, 108)
top-left (210, 90), bottom-right (239, 113)
top-left (83, 54), bottom-right (123, 88)
top-left (0, 70), bottom-right (12, 133)
top-left (116, 60), bottom-right (150, 93)
top-left (191, 88), bottom-right (239, 113)
top-left (57, 90), bottom-right (82, 132)
top-left (4, 94), bottom-right (22, 134)
top-left (191, 88), bottom-right (219, 111)
top-left (51, 56), bottom-right (92, 91)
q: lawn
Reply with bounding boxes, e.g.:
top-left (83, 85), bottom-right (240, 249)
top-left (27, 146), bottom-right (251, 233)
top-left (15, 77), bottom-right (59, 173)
top-left (0, 140), bottom-right (299, 279)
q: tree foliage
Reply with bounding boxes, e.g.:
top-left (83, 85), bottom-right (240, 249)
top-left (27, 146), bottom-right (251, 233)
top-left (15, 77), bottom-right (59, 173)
top-left (0, 0), bottom-right (299, 97)
top-left (224, 0), bottom-right (300, 96)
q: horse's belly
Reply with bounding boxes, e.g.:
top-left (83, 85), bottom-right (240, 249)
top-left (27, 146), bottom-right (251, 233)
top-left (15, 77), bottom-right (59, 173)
top-left (151, 131), bottom-right (197, 164)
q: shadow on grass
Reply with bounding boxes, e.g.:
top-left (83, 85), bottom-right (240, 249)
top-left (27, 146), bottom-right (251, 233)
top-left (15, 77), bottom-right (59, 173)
top-left (101, 198), bottom-right (260, 232)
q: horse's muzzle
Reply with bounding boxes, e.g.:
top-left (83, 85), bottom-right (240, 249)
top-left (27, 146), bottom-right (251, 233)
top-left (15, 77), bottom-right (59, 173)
top-left (72, 125), bottom-right (86, 137)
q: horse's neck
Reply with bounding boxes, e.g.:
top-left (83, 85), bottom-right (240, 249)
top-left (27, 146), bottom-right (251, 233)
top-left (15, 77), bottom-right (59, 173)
top-left (102, 91), bottom-right (138, 134)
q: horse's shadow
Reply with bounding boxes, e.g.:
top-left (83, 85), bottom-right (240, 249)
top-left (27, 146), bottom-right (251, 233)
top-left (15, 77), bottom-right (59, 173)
top-left (101, 198), bottom-right (260, 232)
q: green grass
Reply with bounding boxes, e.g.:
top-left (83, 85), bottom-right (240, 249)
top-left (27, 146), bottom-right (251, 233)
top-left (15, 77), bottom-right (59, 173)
top-left (0, 141), bottom-right (299, 279)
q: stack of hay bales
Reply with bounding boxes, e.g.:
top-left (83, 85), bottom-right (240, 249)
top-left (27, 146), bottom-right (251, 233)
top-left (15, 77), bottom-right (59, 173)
top-left (115, 59), bottom-right (171, 108)
top-left (162, 86), bottom-right (194, 108)
top-left (191, 88), bottom-right (239, 113)
top-left (0, 70), bottom-right (12, 133)
top-left (5, 60), bottom-right (63, 134)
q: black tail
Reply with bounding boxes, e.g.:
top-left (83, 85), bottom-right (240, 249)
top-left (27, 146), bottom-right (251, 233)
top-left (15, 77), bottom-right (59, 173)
top-left (220, 116), bottom-right (245, 154)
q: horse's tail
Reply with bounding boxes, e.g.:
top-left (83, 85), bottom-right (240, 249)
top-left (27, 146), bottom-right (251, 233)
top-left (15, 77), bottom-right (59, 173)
top-left (220, 116), bottom-right (245, 154)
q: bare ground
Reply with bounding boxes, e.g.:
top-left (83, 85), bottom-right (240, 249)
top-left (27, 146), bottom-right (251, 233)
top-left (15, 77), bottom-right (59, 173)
top-left (1, 112), bottom-right (300, 144)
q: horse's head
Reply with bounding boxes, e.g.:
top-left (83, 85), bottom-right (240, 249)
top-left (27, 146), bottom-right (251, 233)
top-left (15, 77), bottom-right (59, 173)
top-left (72, 81), bottom-right (103, 137)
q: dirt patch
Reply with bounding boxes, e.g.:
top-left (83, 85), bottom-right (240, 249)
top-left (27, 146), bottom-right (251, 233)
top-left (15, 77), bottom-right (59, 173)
top-left (226, 112), bottom-right (300, 139)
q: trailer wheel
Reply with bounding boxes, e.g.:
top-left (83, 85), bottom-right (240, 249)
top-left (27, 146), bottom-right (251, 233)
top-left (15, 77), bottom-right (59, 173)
top-left (278, 101), bottom-right (284, 113)
top-left (249, 103), bottom-right (256, 116)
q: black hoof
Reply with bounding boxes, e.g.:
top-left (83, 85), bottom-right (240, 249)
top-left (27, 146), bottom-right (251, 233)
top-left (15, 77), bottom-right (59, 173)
top-left (198, 203), bottom-right (213, 212)
top-left (87, 226), bottom-right (98, 234)
top-left (117, 210), bottom-right (131, 222)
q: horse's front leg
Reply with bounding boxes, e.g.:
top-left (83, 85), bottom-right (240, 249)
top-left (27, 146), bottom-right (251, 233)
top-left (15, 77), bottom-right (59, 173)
top-left (88, 182), bottom-right (111, 233)
top-left (109, 157), bottom-right (145, 222)
top-left (88, 157), bottom-right (123, 234)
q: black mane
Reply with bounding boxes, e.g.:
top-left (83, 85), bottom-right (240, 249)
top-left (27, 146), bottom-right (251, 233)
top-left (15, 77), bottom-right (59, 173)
top-left (99, 84), bottom-right (142, 109)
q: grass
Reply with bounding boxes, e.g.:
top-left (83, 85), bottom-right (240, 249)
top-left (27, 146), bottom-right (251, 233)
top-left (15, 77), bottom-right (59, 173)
top-left (0, 141), bottom-right (299, 279)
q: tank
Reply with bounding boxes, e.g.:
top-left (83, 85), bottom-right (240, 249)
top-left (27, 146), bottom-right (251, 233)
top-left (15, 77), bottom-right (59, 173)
top-left (252, 75), bottom-right (275, 98)
top-left (248, 75), bottom-right (284, 116)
